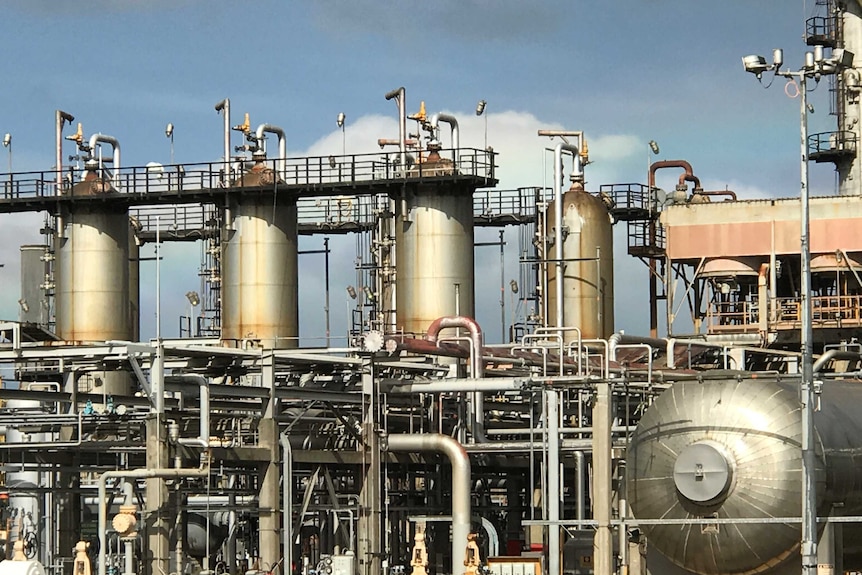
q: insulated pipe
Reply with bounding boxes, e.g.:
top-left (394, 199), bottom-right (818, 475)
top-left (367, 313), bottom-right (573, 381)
top-left (98, 467), bottom-right (210, 575)
top-left (574, 450), bottom-right (586, 523)
top-left (385, 87), bottom-right (406, 168)
top-left (166, 375), bottom-right (211, 449)
top-left (215, 98), bottom-right (231, 182)
top-left (553, 142), bottom-right (583, 333)
top-left (426, 316), bottom-right (486, 442)
top-left (430, 113), bottom-right (460, 159)
top-left (813, 349), bottom-right (862, 373)
top-left (547, 387), bottom-right (562, 575)
top-left (386, 433), bottom-right (470, 575)
top-left (88, 133), bottom-right (121, 184)
top-left (426, 316), bottom-right (484, 378)
top-left (123, 481), bottom-right (135, 575)
top-left (254, 123), bottom-right (287, 179)
top-left (280, 433), bottom-right (293, 575)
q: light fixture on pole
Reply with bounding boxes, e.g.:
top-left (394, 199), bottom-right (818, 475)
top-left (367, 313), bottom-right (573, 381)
top-left (743, 43), bottom-right (854, 575)
top-left (337, 112), bottom-right (346, 156)
top-left (185, 290), bottom-right (200, 337)
top-left (476, 99), bottom-right (487, 150)
top-left (3, 133), bottom-right (11, 173)
top-left (647, 139), bottom-right (660, 205)
top-left (165, 123), bottom-right (175, 165)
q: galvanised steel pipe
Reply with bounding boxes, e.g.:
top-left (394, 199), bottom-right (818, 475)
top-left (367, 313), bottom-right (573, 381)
top-left (98, 467), bottom-right (210, 575)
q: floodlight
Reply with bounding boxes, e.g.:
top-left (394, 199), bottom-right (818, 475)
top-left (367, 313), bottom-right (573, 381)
top-left (337, 112), bottom-right (346, 128)
top-left (476, 100), bottom-right (486, 116)
top-left (346, 285), bottom-right (357, 299)
top-left (2, 134), bottom-right (10, 148)
top-left (186, 291), bottom-right (200, 307)
top-left (648, 140), bottom-right (660, 155)
top-left (165, 123), bottom-right (174, 138)
top-left (829, 48), bottom-right (854, 68)
top-left (742, 55), bottom-right (769, 76)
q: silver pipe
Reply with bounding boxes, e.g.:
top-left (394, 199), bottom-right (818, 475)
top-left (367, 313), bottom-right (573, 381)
top-left (215, 98), bottom-right (231, 183)
top-left (385, 87), bottom-right (406, 168)
top-left (430, 112), bottom-right (460, 161)
top-left (387, 433), bottom-right (470, 575)
top-left (479, 516), bottom-right (499, 557)
top-left (388, 377), bottom-right (524, 394)
top-left (813, 349), bottom-right (862, 374)
top-left (553, 141), bottom-right (582, 333)
top-left (280, 433), bottom-right (293, 575)
top-left (426, 316), bottom-right (486, 441)
top-left (98, 467), bottom-right (210, 575)
top-left (612, 344), bottom-right (653, 386)
top-left (88, 133), bottom-right (121, 184)
top-left (123, 481), bottom-right (135, 575)
top-left (254, 123), bottom-right (287, 179)
top-left (167, 375), bottom-right (210, 448)
top-left (574, 450), bottom-right (585, 522)
top-left (547, 388), bottom-right (561, 575)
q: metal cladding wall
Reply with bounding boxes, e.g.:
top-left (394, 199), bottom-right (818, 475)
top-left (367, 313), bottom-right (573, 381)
top-left (56, 176), bottom-right (133, 395)
top-left (395, 181), bottom-right (474, 335)
top-left (546, 188), bottom-right (614, 340)
top-left (56, 200), bottom-right (131, 343)
top-left (222, 166), bottom-right (298, 348)
top-left (628, 378), bottom-right (862, 575)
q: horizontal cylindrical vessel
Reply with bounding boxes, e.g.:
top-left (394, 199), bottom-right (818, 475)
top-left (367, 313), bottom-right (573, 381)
top-left (628, 378), bottom-right (862, 575)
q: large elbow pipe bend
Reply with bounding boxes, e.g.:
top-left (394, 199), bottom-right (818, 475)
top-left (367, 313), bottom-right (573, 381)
top-left (254, 123), bottom-right (287, 178)
top-left (426, 316), bottom-right (484, 378)
top-left (88, 133), bottom-right (121, 182)
top-left (386, 433), bottom-right (471, 575)
top-left (430, 113), bottom-right (460, 150)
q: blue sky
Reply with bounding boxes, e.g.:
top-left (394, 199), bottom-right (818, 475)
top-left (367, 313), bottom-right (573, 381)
top-left (0, 1), bottom-right (842, 343)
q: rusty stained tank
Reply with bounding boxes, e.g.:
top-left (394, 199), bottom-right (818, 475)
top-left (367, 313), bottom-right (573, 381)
top-left (55, 169), bottom-right (134, 395)
top-left (546, 182), bottom-right (614, 341)
top-left (221, 158), bottom-right (298, 348)
top-left (396, 147), bottom-right (474, 335)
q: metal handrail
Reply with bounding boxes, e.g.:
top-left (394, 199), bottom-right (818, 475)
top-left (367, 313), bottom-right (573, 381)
top-left (0, 147), bottom-right (496, 202)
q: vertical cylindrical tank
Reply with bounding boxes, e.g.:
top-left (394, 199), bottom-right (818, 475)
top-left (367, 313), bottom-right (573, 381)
top-left (395, 151), bottom-right (474, 335)
top-left (5, 399), bottom-right (45, 557)
top-left (839, 2), bottom-right (862, 196)
top-left (19, 245), bottom-right (49, 326)
top-left (221, 160), bottom-right (298, 348)
top-left (628, 378), bottom-right (862, 575)
top-left (546, 183), bottom-right (614, 340)
top-left (55, 170), bottom-right (131, 394)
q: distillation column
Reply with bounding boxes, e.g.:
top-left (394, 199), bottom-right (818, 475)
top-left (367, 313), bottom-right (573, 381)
top-left (839, 2), bottom-right (862, 195)
top-left (222, 125), bottom-right (298, 348)
top-left (395, 147), bottom-right (477, 334)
